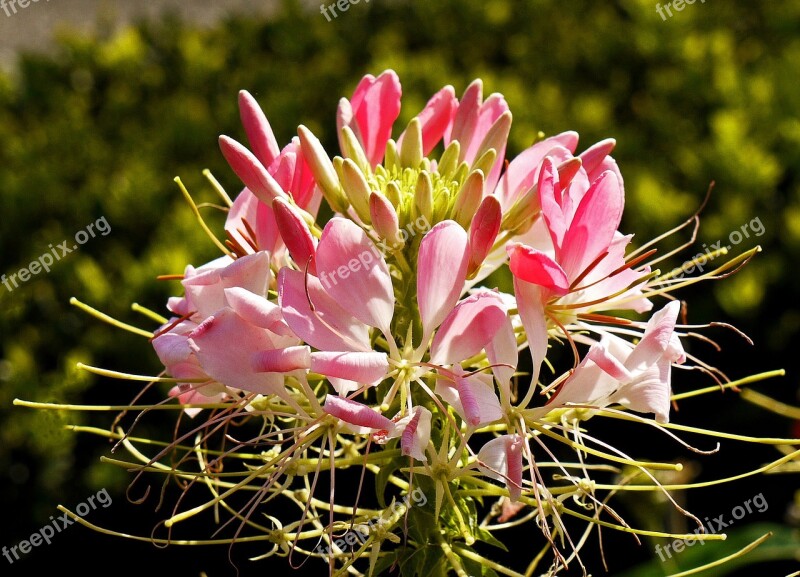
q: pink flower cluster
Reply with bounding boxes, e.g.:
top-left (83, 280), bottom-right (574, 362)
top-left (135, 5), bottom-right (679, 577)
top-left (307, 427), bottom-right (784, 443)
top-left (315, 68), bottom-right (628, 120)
top-left (152, 69), bottom-right (686, 509)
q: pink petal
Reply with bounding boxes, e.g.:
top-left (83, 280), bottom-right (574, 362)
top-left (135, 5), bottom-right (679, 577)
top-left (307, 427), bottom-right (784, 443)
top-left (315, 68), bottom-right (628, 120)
top-left (225, 188), bottom-right (281, 255)
top-left (315, 217), bottom-right (394, 335)
top-left (558, 171), bottom-right (624, 282)
top-left (273, 197), bottom-right (317, 275)
top-left (278, 268), bottom-right (371, 352)
top-left (397, 85), bottom-right (457, 156)
top-left (494, 131), bottom-right (579, 212)
top-left (417, 221), bottom-right (469, 339)
top-left (537, 157), bottom-right (570, 253)
top-left (252, 346), bottom-right (311, 373)
top-left (238, 90), bottom-right (280, 168)
top-left (505, 435), bottom-right (524, 502)
top-left (507, 243), bottom-right (569, 294)
top-left (188, 308), bottom-right (287, 396)
top-left (310, 351), bottom-right (389, 386)
top-left (348, 70), bottom-right (402, 167)
top-left (153, 332), bottom-right (193, 368)
top-left (183, 252), bottom-right (271, 319)
top-left (323, 394), bottom-right (395, 435)
top-left (578, 138), bottom-right (615, 177)
top-left (430, 290), bottom-right (507, 365)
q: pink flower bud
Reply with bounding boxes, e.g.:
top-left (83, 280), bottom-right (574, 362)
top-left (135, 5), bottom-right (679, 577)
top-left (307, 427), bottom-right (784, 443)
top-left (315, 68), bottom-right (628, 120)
top-left (467, 195), bottom-right (502, 278)
top-left (273, 197), bottom-right (317, 275)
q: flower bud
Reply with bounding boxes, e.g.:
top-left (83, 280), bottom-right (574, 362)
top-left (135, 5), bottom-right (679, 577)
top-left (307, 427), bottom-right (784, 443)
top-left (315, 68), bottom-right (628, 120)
top-left (298, 125), bottom-right (349, 213)
top-left (453, 169), bottom-right (485, 228)
top-left (399, 117), bottom-right (423, 169)
top-left (341, 158), bottom-right (373, 224)
top-left (218, 135), bottom-right (288, 204)
top-left (414, 170), bottom-right (434, 222)
top-left (370, 192), bottom-right (403, 250)
top-left (467, 195), bottom-right (502, 279)
top-left (273, 197), bottom-right (317, 274)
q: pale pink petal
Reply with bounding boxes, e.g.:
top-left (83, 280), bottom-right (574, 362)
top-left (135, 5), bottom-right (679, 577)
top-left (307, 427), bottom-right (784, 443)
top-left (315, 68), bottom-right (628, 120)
top-left (323, 395), bottom-right (395, 435)
top-left (310, 351), bottom-right (389, 386)
top-left (328, 376), bottom-right (361, 396)
top-left (448, 79), bottom-right (482, 152)
top-left (278, 268), bottom-right (371, 352)
top-left (315, 217), bottom-right (394, 335)
top-left (486, 315), bottom-right (518, 402)
top-left (578, 138), bottom-right (615, 177)
top-left (223, 287), bottom-right (294, 337)
top-left (169, 380), bottom-right (226, 418)
top-left (397, 85), bottom-right (457, 156)
top-left (188, 308), bottom-right (287, 397)
top-left (238, 90), bottom-right (281, 168)
top-left (608, 360), bottom-right (673, 423)
top-left (348, 70), bottom-right (402, 167)
top-left (183, 252), bottom-right (270, 319)
top-left (625, 301), bottom-right (683, 371)
top-left (513, 277), bottom-right (549, 387)
top-left (252, 346), bottom-right (311, 373)
top-left (430, 290), bottom-right (507, 365)
top-left (507, 243), bottom-right (569, 294)
top-left (537, 157), bottom-right (569, 252)
top-left (153, 332), bottom-right (193, 368)
top-left (417, 221), bottom-right (469, 339)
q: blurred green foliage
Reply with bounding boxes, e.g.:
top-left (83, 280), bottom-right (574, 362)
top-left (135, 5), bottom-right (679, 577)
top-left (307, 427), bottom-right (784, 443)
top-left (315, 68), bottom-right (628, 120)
top-left (1, 0), bottom-right (798, 572)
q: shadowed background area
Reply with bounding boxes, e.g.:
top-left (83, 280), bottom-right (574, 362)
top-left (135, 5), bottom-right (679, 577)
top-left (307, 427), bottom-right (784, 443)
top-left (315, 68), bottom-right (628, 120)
top-left (1, 0), bottom-right (798, 575)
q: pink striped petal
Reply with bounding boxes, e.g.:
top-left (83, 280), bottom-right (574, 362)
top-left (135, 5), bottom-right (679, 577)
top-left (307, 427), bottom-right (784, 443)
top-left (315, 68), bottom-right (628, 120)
top-left (477, 434), bottom-right (524, 501)
top-left (397, 406), bottom-right (432, 462)
top-left (417, 221), bottom-right (469, 339)
top-left (310, 351), bottom-right (389, 386)
top-left (430, 290), bottom-right (507, 365)
top-left (252, 346), bottom-right (311, 373)
top-left (507, 243), bottom-right (569, 295)
top-left (238, 90), bottom-right (280, 168)
top-left (323, 395), bottom-right (395, 435)
top-left (278, 268), bottom-right (371, 352)
top-left (435, 371), bottom-right (502, 427)
top-left (316, 217), bottom-right (394, 335)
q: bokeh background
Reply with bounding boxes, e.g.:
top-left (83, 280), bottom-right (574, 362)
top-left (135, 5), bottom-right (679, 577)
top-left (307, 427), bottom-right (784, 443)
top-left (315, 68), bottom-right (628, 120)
top-left (1, 0), bottom-right (798, 575)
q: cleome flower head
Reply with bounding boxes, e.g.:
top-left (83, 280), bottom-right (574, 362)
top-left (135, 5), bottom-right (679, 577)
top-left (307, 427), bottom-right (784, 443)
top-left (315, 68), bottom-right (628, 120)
top-left (43, 69), bottom-right (787, 577)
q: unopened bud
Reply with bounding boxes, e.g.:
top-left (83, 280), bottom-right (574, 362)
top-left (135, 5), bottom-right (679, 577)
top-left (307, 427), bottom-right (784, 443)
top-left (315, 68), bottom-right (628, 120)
top-left (298, 125), bottom-right (348, 213)
top-left (467, 195), bottom-right (502, 278)
top-left (370, 193), bottom-right (403, 250)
